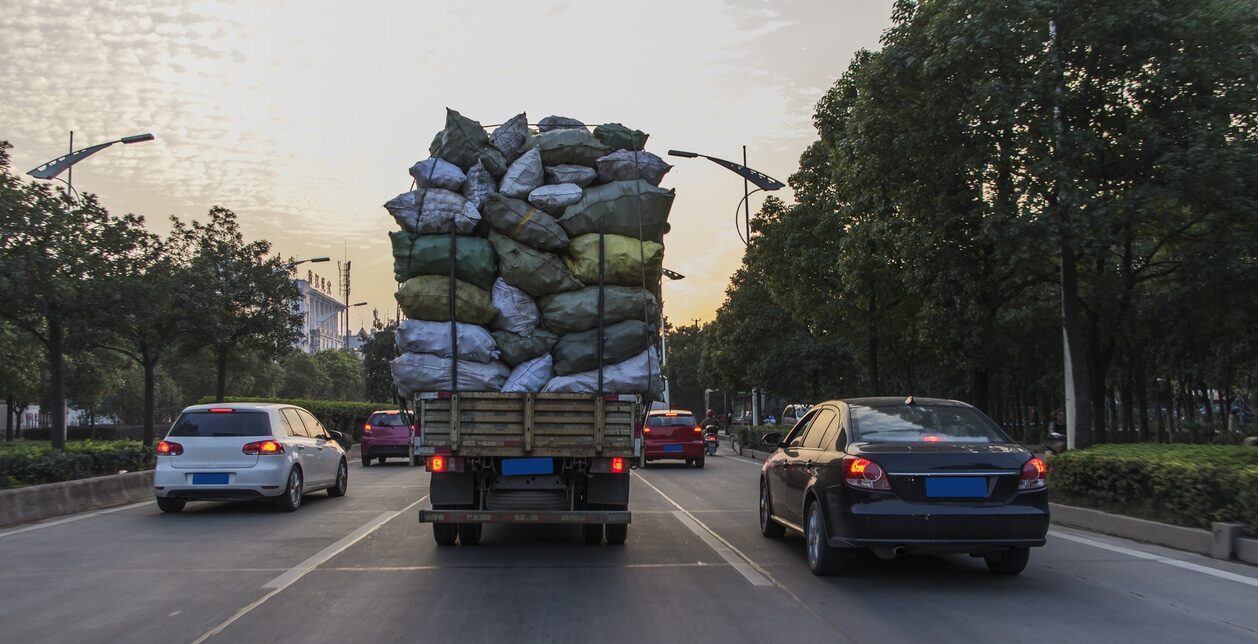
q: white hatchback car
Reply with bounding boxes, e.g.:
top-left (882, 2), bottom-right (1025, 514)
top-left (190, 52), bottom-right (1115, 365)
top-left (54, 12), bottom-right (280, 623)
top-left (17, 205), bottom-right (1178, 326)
top-left (153, 403), bottom-right (348, 513)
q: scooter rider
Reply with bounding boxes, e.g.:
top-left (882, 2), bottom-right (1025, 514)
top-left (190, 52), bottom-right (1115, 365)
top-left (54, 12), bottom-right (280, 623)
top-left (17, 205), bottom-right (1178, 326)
top-left (701, 410), bottom-right (721, 455)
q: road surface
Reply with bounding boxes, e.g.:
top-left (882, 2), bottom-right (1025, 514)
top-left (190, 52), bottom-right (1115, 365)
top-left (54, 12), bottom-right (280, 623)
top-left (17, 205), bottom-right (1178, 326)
top-left (2, 452), bottom-right (1256, 643)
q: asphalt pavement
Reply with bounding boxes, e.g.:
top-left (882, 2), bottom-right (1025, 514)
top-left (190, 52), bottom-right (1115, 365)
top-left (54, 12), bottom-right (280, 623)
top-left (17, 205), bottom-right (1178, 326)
top-left (1, 451), bottom-right (1256, 644)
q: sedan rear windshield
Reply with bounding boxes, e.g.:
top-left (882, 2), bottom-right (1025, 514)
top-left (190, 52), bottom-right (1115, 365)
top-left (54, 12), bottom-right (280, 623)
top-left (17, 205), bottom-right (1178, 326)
top-left (647, 415), bottom-right (697, 427)
top-left (850, 405), bottom-right (1008, 444)
top-left (169, 411), bottom-right (271, 437)
top-left (368, 413), bottom-right (412, 427)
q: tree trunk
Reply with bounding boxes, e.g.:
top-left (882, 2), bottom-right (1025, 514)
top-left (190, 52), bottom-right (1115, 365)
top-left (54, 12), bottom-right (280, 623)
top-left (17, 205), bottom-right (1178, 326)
top-left (971, 368), bottom-right (990, 413)
top-left (4, 395), bottom-right (13, 442)
top-left (48, 312), bottom-right (67, 450)
top-left (1136, 369), bottom-right (1149, 442)
top-left (215, 346), bottom-right (230, 403)
top-left (143, 358), bottom-right (157, 447)
top-left (866, 295), bottom-right (881, 395)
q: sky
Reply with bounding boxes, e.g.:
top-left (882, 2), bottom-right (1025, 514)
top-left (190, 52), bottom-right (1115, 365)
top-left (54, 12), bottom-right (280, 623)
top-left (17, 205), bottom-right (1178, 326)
top-left (1, 0), bottom-right (894, 333)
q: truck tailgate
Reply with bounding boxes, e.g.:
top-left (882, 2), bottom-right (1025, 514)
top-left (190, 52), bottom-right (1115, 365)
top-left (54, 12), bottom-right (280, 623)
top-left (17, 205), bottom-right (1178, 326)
top-left (416, 392), bottom-right (638, 457)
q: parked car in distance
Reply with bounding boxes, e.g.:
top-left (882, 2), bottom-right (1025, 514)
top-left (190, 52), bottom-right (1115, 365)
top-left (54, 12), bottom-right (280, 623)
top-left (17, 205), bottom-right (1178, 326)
top-left (781, 404), bottom-right (810, 427)
top-left (153, 403), bottom-right (348, 513)
top-left (643, 409), bottom-right (707, 468)
top-left (361, 409), bottom-right (415, 466)
top-left (759, 396), bottom-right (1049, 576)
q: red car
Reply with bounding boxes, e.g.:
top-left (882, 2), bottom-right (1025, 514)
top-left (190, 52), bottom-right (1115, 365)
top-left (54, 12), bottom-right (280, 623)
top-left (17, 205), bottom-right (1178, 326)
top-left (643, 409), bottom-right (707, 468)
top-left (360, 410), bottom-right (415, 466)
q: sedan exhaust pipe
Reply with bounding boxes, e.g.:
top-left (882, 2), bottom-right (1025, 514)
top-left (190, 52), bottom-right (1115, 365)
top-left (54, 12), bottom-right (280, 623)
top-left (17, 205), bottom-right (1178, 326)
top-left (872, 547), bottom-right (905, 560)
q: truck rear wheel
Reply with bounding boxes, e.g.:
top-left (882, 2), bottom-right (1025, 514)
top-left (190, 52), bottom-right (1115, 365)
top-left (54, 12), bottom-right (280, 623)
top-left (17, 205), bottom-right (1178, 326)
top-left (582, 523), bottom-right (603, 545)
top-left (457, 522), bottom-right (482, 546)
top-left (605, 522), bottom-right (628, 545)
top-left (433, 523), bottom-right (458, 546)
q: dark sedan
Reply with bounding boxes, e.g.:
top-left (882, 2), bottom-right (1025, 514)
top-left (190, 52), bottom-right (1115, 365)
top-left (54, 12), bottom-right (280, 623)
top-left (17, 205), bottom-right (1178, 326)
top-left (759, 397), bottom-right (1049, 576)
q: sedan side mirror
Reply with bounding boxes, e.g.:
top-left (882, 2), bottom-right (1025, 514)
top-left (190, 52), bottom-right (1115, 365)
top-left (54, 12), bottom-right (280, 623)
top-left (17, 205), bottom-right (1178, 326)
top-left (327, 430), bottom-right (346, 444)
top-left (761, 432), bottom-right (783, 448)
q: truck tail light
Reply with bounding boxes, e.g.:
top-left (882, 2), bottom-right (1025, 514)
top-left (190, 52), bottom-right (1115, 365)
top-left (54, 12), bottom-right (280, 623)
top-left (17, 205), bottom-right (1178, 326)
top-left (428, 455), bottom-right (447, 473)
top-left (611, 457), bottom-right (625, 474)
top-left (1020, 457), bottom-right (1048, 490)
top-left (243, 440), bottom-right (285, 455)
top-left (844, 456), bottom-right (890, 491)
top-left (156, 440), bottom-right (183, 456)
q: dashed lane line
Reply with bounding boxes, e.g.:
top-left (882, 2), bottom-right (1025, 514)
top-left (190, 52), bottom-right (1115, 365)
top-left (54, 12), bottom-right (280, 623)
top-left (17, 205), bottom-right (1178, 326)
top-left (190, 495), bottom-right (427, 644)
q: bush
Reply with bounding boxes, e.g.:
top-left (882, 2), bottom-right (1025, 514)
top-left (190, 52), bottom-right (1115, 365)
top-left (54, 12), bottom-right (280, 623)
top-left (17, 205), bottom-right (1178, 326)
top-left (20, 425), bottom-right (171, 442)
top-left (194, 396), bottom-right (397, 442)
top-left (0, 440), bottom-right (154, 489)
top-left (1049, 444), bottom-right (1258, 536)
top-left (735, 425), bottom-right (786, 452)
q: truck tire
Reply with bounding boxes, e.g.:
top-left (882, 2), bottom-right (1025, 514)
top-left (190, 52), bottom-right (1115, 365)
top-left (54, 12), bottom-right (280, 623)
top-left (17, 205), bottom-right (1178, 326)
top-left (582, 523), bottom-right (603, 545)
top-left (433, 523), bottom-right (458, 546)
top-left (458, 522), bottom-right (482, 546)
top-left (605, 522), bottom-right (628, 545)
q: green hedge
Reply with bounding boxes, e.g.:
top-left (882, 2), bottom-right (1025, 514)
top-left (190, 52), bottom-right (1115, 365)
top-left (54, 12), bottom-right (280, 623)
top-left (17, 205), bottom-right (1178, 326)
top-left (1050, 444), bottom-right (1258, 536)
top-left (194, 397), bottom-right (398, 442)
top-left (0, 441), bottom-right (154, 490)
top-left (735, 425), bottom-right (787, 452)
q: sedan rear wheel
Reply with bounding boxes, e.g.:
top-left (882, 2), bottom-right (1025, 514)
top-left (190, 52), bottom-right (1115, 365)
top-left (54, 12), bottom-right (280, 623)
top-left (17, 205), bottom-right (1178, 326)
top-left (759, 481), bottom-right (785, 538)
top-left (806, 502), bottom-right (847, 576)
top-left (985, 546), bottom-right (1030, 575)
top-left (327, 459), bottom-right (348, 497)
top-left (361, 452), bottom-right (370, 467)
top-left (275, 468), bottom-right (303, 512)
top-left (156, 496), bottom-right (185, 513)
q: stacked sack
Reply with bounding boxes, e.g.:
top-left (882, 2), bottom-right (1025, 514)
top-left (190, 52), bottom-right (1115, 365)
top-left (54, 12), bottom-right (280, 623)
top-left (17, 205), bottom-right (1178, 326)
top-left (387, 109), bottom-right (669, 399)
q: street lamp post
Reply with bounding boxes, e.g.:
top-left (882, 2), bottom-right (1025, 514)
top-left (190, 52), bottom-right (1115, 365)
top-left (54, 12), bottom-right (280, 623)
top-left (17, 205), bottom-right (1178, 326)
top-left (283, 256), bottom-right (331, 270)
top-left (27, 132), bottom-right (156, 203)
top-left (659, 269), bottom-right (685, 409)
top-left (344, 301), bottom-right (368, 349)
top-left (667, 148), bottom-right (785, 246)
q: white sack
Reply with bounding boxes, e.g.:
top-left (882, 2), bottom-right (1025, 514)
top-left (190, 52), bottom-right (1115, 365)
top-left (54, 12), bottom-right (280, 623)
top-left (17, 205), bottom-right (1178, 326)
top-left (490, 278), bottom-right (540, 336)
top-left (396, 320), bottom-right (499, 363)
top-left (384, 189), bottom-right (480, 234)
top-left (390, 352), bottom-right (510, 397)
top-left (500, 354), bottom-right (553, 393)
top-left (490, 113), bottom-right (529, 161)
top-left (538, 115), bottom-right (586, 132)
top-left (528, 183), bottom-right (584, 215)
top-left (541, 346), bottom-right (662, 397)
top-left (596, 150), bottom-right (672, 187)
top-left (545, 164), bottom-right (598, 188)
top-left (498, 147), bottom-right (545, 199)
top-left (409, 158), bottom-right (466, 191)
top-left (462, 160), bottom-right (496, 209)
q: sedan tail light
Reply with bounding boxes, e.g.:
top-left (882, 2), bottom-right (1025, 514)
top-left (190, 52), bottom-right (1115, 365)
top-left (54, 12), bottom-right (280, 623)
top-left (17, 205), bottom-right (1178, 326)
top-left (693, 425), bottom-right (702, 434)
top-left (844, 456), bottom-right (890, 491)
top-left (242, 440), bottom-right (285, 455)
top-left (362, 423), bottom-right (372, 435)
top-left (1020, 457), bottom-right (1048, 490)
top-left (156, 440), bottom-right (183, 456)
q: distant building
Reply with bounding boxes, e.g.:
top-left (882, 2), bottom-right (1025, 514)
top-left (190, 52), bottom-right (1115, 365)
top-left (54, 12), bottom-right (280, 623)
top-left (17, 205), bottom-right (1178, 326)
top-left (296, 270), bottom-right (346, 353)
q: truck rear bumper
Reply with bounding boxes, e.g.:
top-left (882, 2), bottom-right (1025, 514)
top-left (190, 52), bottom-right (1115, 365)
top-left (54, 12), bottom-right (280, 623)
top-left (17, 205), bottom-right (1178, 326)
top-left (419, 509), bottom-right (631, 524)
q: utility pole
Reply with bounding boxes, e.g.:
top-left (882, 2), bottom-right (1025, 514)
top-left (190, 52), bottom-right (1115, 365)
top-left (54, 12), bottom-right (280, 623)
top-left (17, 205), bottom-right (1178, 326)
top-left (339, 260), bottom-right (352, 349)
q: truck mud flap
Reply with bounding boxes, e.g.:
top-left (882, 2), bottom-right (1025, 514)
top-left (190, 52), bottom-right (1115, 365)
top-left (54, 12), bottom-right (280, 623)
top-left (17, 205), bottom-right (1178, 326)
top-left (419, 509), bottom-right (631, 524)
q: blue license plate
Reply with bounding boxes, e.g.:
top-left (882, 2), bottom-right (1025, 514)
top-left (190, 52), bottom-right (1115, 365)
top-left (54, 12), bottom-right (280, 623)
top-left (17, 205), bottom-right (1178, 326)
top-left (192, 473), bottom-right (230, 485)
top-left (501, 458), bottom-right (553, 476)
top-left (925, 477), bottom-right (987, 497)
top-left (663, 444), bottom-right (684, 453)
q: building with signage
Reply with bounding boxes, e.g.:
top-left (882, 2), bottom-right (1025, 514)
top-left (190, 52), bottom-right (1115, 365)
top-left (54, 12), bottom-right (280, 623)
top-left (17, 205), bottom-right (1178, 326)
top-left (296, 270), bottom-right (346, 353)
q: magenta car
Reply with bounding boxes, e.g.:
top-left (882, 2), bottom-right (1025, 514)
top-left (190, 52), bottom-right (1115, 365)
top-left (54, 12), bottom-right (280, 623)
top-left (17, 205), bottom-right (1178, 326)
top-left (360, 410), bottom-right (415, 466)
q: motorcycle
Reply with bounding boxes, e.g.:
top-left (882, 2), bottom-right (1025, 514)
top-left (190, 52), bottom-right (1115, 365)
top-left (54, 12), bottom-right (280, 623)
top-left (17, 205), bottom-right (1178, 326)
top-left (704, 429), bottom-right (719, 456)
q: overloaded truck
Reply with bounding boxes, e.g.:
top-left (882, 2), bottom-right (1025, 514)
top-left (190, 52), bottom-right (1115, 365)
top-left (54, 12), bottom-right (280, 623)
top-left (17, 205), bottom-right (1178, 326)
top-left (382, 110), bottom-right (673, 545)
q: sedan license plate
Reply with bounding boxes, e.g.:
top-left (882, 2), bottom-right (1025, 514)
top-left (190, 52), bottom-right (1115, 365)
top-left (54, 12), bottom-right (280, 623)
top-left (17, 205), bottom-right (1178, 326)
top-left (663, 444), bottom-right (684, 453)
top-left (925, 477), bottom-right (986, 498)
top-left (192, 473), bottom-right (230, 485)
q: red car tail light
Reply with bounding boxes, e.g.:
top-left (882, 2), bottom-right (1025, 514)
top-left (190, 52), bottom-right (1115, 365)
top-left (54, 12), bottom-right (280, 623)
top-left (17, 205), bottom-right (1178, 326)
top-left (242, 440), bottom-right (285, 455)
top-left (428, 455), bottom-right (447, 473)
top-left (156, 440), bottom-right (183, 456)
top-left (844, 456), bottom-right (890, 491)
top-left (611, 457), bottom-right (625, 474)
top-left (209, 408), bottom-right (234, 413)
top-left (362, 423), bottom-right (372, 435)
top-left (693, 425), bottom-right (702, 433)
top-left (1020, 457), bottom-right (1048, 490)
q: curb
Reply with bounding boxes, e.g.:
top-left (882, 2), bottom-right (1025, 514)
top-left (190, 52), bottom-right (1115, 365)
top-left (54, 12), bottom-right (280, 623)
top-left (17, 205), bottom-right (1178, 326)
top-left (1049, 502), bottom-right (1257, 565)
top-left (0, 470), bottom-right (155, 528)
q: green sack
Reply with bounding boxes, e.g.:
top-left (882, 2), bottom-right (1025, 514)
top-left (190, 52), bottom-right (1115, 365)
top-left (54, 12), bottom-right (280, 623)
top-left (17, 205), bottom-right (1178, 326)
top-left (482, 194), bottom-right (571, 253)
top-left (538, 286), bottom-right (659, 334)
top-left (428, 108), bottom-right (509, 177)
top-left (531, 129), bottom-right (611, 167)
top-left (492, 329), bottom-right (558, 367)
top-left (395, 276), bottom-right (497, 325)
top-left (390, 231), bottom-right (497, 290)
top-left (551, 320), bottom-right (655, 376)
top-left (565, 233), bottom-right (664, 287)
top-left (489, 231), bottom-right (584, 297)
top-left (593, 123), bottom-right (648, 152)
top-left (557, 180), bottom-right (673, 242)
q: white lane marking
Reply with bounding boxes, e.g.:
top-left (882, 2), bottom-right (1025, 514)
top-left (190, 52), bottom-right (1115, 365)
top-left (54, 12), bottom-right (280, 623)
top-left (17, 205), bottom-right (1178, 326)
top-left (727, 455), bottom-right (764, 466)
top-left (190, 495), bottom-right (426, 644)
top-left (631, 471), bottom-right (770, 586)
top-left (1051, 529), bottom-right (1258, 589)
top-left (320, 562), bottom-right (723, 572)
top-left (0, 501), bottom-right (150, 539)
